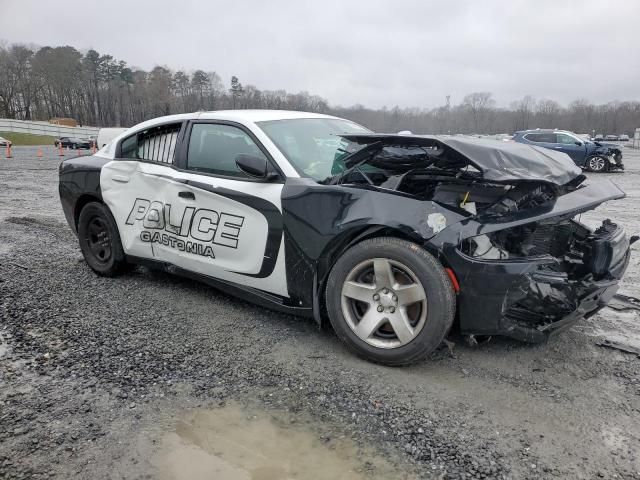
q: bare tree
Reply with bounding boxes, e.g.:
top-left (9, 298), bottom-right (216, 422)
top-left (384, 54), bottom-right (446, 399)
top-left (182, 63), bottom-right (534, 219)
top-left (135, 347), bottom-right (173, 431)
top-left (1, 41), bottom-right (639, 134)
top-left (536, 99), bottom-right (561, 128)
top-left (462, 92), bottom-right (495, 132)
top-left (512, 95), bottom-right (536, 131)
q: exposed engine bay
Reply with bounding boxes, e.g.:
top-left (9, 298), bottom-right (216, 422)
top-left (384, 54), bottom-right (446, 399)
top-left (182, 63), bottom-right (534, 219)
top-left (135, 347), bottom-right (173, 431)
top-left (326, 139), bottom-right (603, 266)
top-left (326, 141), bottom-right (582, 217)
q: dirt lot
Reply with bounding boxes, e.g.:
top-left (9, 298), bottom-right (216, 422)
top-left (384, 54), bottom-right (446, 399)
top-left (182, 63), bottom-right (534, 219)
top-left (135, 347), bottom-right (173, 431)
top-left (1, 145), bottom-right (639, 479)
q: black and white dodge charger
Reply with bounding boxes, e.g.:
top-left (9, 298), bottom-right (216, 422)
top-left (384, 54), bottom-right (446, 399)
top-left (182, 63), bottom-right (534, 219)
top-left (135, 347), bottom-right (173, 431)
top-left (59, 110), bottom-right (632, 364)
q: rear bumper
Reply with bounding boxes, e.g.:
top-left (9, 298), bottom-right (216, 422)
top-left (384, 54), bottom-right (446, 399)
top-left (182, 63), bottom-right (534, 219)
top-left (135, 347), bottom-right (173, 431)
top-left (444, 223), bottom-right (631, 343)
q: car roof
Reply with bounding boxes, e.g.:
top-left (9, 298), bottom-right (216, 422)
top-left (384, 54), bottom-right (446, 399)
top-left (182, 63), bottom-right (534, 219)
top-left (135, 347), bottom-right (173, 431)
top-left (198, 110), bottom-right (339, 122)
top-left (515, 129), bottom-right (586, 137)
top-left (515, 129), bottom-right (570, 134)
top-left (125, 110), bottom-right (340, 130)
top-left (96, 110), bottom-right (345, 159)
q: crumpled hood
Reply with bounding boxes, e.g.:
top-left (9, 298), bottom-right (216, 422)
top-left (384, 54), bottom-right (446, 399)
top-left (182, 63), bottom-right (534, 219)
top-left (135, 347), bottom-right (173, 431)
top-left (340, 134), bottom-right (583, 186)
top-left (594, 141), bottom-right (621, 151)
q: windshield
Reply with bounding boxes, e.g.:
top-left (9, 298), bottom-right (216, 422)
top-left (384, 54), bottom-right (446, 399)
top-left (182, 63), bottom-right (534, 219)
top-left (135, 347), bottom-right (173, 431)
top-left (257, 118), bottom-right (371, 180)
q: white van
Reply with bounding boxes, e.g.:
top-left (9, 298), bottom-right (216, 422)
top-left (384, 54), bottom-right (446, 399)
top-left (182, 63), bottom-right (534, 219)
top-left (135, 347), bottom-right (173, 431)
top-left (97, 128), bottom-right (128, 148)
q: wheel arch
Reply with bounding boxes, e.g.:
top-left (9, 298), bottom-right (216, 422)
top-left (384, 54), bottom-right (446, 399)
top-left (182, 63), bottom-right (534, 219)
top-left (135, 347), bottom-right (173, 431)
top-left (312, 225), bottom-right (440, 326)
top-left (74, 194), bottom-right (104, 229)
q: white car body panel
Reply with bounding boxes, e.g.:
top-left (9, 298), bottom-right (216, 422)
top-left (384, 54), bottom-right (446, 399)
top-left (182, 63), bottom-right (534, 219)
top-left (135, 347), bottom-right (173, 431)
top-left (98, 110), bottom-right (355, 298)
top-left (101, 160), bottom-right (288, 296)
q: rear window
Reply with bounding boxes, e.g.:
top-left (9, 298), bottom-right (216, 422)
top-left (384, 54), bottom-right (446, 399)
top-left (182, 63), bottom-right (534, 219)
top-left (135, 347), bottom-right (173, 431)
top-left (120, 123), bottom-right (182, 164)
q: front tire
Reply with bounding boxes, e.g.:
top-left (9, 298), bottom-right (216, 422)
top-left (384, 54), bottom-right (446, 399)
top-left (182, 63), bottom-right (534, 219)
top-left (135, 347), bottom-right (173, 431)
top-left (585, 155), bottom-right (608, 172)
top-left (77, 202), bottom-right (129, 276)
top-left (326, 237), bottom-right (455, 365)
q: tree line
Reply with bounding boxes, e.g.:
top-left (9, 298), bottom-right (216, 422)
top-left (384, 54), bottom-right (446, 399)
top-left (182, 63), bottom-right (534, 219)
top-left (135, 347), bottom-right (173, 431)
top-left (1, 43), bottom-right (639, 135)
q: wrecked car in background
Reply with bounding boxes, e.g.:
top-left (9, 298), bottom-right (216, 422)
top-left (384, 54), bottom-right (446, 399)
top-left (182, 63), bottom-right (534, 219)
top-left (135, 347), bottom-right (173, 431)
top-left (513, 129), bottom-right (624, 172)
top-left (59, 111), bottom-right (632, 365)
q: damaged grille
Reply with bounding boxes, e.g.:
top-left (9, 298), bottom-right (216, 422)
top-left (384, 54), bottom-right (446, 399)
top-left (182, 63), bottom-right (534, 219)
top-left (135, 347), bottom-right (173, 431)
top-left (461, 220), bottom-right (585, 263)
top-left (522, 223), bottom-right (576, 257)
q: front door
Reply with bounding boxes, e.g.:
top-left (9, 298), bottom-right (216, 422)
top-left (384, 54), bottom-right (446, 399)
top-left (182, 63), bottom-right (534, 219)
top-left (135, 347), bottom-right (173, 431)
top-left (554, 132), bottom-right (587, 165)
top-left (169, 122), bottom-right (287, 296)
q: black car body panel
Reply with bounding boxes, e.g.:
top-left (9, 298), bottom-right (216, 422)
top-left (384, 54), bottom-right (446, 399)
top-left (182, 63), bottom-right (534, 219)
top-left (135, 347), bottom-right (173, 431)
top-left (59, 155), bottom-right (108, 234)
top-left (59, 121), bottom-right (632, 345)
top-left (278, 174), bottom-right (629, 341)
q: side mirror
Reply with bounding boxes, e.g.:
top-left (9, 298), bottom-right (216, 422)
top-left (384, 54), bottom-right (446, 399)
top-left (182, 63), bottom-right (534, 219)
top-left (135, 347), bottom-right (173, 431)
top-left (235, 154), bottom-right (278, 180)
top-left (574, 141), bottom-right (582, 146)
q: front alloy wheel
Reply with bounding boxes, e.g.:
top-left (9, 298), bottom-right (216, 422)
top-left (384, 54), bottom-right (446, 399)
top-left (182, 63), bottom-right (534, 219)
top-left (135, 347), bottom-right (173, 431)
top-left (341, 258), bottom-right (428, 349)
top-left (586, 156), bottom-right (607, 172)
top-left (326, 237), bottom-right (456, 365)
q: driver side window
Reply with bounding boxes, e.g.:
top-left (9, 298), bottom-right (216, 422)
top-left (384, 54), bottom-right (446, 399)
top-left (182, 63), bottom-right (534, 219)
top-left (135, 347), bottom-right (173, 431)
top-left (556, 133), bottom-right (579, 145)
top-left (187, 123), bottom-right (266, 178)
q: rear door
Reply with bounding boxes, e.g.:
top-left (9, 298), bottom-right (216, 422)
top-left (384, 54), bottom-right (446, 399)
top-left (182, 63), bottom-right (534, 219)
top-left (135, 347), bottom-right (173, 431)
top-left (522, 132), bottom-right (557, 150)
top-left (100, 121), bottom-right (185, 263)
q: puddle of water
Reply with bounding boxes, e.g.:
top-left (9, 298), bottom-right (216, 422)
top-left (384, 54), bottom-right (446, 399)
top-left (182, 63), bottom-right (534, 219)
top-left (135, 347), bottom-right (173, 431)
top-left (155, 403), bottom-right (412, 480)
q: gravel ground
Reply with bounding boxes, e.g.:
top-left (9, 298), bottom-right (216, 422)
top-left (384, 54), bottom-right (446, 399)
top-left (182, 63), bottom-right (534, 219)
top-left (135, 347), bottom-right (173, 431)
top-left (1, 145), bottom-right (639, 479)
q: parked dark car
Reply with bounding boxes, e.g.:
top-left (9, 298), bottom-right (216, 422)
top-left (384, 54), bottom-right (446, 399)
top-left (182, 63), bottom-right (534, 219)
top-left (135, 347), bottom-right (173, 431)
top-left (513, 129), bottom-right (623, 172)
top-left (54, 137), bottom-right (91, 149)
top-left (58, 111), bottom-right (632, 365)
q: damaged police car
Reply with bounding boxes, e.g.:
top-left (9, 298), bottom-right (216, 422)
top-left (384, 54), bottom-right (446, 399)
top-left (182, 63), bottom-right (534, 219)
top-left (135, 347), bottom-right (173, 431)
top-left (59, 111), bottom-right (632, 365)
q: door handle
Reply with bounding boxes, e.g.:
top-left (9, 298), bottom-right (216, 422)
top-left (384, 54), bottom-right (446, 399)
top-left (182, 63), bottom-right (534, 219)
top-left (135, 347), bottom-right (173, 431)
top-left (178, 191), bottom-right (195, 200)
top-left (112, 175), bottom-right (130, 183)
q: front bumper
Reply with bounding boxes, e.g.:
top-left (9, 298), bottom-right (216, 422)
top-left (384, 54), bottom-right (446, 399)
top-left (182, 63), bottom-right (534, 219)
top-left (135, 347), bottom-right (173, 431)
top-left (444, 222), bottom-right (631, 343)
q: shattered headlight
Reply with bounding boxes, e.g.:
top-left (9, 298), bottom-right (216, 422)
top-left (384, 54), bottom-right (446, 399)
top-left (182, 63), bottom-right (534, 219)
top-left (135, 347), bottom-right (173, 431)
top-left (584, 220), bottom-right (628, 276)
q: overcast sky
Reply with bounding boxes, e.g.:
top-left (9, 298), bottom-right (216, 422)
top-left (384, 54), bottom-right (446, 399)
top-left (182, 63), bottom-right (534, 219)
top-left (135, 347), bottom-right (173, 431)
top-left (2, 0), bottom-right (639, 108)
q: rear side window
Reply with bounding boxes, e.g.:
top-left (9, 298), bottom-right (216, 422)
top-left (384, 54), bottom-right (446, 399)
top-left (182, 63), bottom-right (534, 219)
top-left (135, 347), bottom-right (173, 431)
top-left (524, 133), bottom-right (556, 143)
top-left (120, 123), bottom-right (182, 164)
top-left (186, 123), bottom-right (267, 178)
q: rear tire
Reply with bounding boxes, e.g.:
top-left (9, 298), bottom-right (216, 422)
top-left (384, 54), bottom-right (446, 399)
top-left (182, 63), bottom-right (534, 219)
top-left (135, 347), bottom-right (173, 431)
top-left (326, 237), bottom-right (456, 365)
top-left (77, 202), bottom-right (129, 277)
top-left (585, 155), bottom-right (607, 172)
